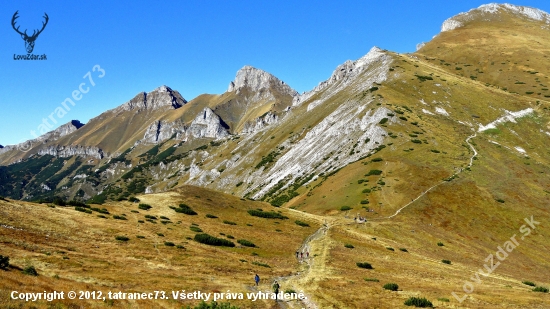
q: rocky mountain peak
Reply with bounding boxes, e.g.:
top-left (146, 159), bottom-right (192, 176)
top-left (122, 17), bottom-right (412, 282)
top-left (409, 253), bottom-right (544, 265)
top-left (227, 65), bottom-right (297, 97)
top-left (441, 3), bottom-right (550, 32)
top-left (118, 85), bottom-right (187, 112)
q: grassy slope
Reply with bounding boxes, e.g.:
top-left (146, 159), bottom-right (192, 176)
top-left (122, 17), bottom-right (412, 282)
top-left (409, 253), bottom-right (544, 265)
top-left (0, 185), bottom-right (318, 308)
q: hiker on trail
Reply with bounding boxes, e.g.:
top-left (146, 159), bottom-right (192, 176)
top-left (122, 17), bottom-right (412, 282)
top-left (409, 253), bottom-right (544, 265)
top-left (254, 274), bottom-right (260, 286)
top-left (273, 281), bottom-right (280, 300)
top-left (296, 251), bottom-right (299, 258)
top-left (300, 252), bottom-right (303, 259)
top-left (306, 252), bottom-right (309, 258)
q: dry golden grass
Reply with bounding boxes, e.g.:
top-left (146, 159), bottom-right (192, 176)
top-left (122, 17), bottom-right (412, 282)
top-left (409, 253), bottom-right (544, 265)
top-left (0, 186), bottom-right (317, 308)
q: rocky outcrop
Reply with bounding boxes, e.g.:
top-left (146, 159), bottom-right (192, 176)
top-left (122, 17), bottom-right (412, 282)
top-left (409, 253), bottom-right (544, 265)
top-left (0, 120), bottom-right (85, 156)
top-left (38, 145), bottom-right (105, 159)
top-left (241, 112), bottom-right (279, 134)
top-left (139, 120), bottom-right (186, 144)
top-left (187, 108), bottom-right (230, 139)
top-left (441, 4), bottom-right (550, 32)
top-left (293, 47), bottom-right (391, 107)
top-left (228, 66), bottom-right (297, 97)
top-left (116, 86), bottom-right (187, 112)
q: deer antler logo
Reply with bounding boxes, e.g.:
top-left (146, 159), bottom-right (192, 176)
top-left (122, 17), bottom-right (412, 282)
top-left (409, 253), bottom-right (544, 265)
top-left (11, 11), bottom-right (49, 54)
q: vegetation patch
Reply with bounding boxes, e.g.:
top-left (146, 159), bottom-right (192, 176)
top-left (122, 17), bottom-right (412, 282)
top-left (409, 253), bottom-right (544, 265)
top-left (223, 220), bottom-right (237, 225)
top-left (522, 281), bottom-right (536, 287)
top-left (404, 297), bottom-right (433, 307)
top-left (115, 236), bottom-right (130, 241)
top-left (247, 209), bottom-right (288, 219)
top-left (22, 266), bottom-right (38, 276)
top-left (356, 262), bottom-right (373, 269)
top-left (442, 259), bottom-right (451, 265)
top-left (0, 255), bottom-right (9, 270)
top-left (295, 220), bottom-right (310, 227)
top-left (383, 283), bottom-right (399, 291)
top-left (364, 278), bottom-right (379, 282)
top-left (138, 203), bottom-right (152, 210)
top-left (175, 203), bottom-right (198, 215)
top-left (533, 286), bottom-right (549, 293)
top-left (237, 239), bottom-right (256, 247)
top-left (194, 233), bottom-right (235, 247)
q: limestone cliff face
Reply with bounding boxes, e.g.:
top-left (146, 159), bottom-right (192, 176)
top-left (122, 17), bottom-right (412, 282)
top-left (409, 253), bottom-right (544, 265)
top-left (37, 145), bottom-right (105, 159)
top-left (138, 120), bottom-right (186, 144)
top-left (187, 108), bottom-right (230, 139)
top-left (241, 111), bottom-right (280, 134)
top-left (0, 120), bottom-right (85, 156)
top-left (116, 86), bottom-right (187, 112)
top-left (293, 47), bottom-right (390, 107)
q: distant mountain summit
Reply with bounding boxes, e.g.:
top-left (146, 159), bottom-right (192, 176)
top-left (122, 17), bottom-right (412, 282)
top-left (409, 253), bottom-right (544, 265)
top-left (117, 85), bottom-right (187, 112)
top-left (441, 3), bottom-right (550, 32)
top-left (228, 65), bottom-right (297, 97)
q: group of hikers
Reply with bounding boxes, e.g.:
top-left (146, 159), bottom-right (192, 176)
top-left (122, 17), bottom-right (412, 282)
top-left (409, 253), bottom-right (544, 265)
top-left (251, 247), bottom-right (311, 301)
top-left (253, 274), bottom-right (282, 301)
top-left (295, 250), bottom-right (309, 260)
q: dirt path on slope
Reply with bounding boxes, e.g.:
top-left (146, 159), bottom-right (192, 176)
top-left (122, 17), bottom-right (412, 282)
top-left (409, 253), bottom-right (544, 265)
top-left (371, 131), bottom-right (478, 220)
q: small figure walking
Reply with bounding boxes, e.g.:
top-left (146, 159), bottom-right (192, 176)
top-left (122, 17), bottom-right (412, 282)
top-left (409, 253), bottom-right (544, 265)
top-left (273, 280), bottom-right (280, 300)
top-left (295, 251), bottom-right (299, 258)
top-left (300, 252), bottom-right (303, 259)
top-left (306, 251), bottom-right (309, 258)
top-left (254, 274), bottom-right (260, 286)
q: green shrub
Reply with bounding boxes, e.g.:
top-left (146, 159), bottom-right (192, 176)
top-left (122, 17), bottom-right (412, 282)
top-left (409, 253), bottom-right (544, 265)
top-left (0, 255), bottom-right (9, 270)
top-left (175, 203), bottom-right (198, 215)
top-left (345, 244), bottom-right (355, 249)
top-left (284, 289), bottom-right (296, 294)
top-left (437, 298), bottom-right (450, 302)
top-left (404, 297), bottom-right (433, 307)
top-left (194, 233), bottom-right (235, 247)
top-left (237, 239), bottom-right (256, 247)
top-left (362, 188), bottom-right (371, 194)
top-left (340, 206), bottom-right (352, 211)
top-left (383, 283), bottom-right (399, 291)
top-left (136, 235), bottom-right (145, 239)
top-left (522, 281), bottom-right (536, 287)
top-left (138, 203), bottom-right (152, 210)
top-left (357, 262), bottom-right (373, 269)
top-left (496, 199), bottom-right (505, 203)
top-left (430, 149), bottom-right (440, 153)
top-left (226, 235), bottom-right (234, 239)
top-left (206, 214), bottom-right (218, 219)
top-left (399, 248), bottom-right (408, 252)
top-left (115, 236), bottom-right (130, 241)
top-left (386, 247), bottom-right (394, 251)
top-left (295, 220), bottom-right (310, 227)
top-left (164, 242), bottom-right (175, 247)
top-left (379, 118), bottom-right (389, 125)
top-left (437, 242), bottom-right (444, 246)
top-left (364, 278), bottom-right (379, 282)
top-left (442, 259), bottom-right (451, 264)
top-left (366, 169), bottom-right (383, 176)
top-left (75, 206), bottom-right (92, 214)
top-left (360, 200), bottom-right (369, 204)
top-left (190, 226), bottom-right (203, 233)
top-left (113, 215), bottom-right (127, 220)
top-left (247, 209), bottom-right (288, 219)
top-left (145, 215), bottom-right (157, 220)
top-left (411, 139), bottom-right (422, 144)
top-left (157, 233), bottom-right (164, 237)
top-left (22, 266), bottom-right (38, 276)
top-left (251, 261), bottom-right (270, 268)
top-left (533, 286), bottom-right (549, 293)
top-left (223, 220), bottom-right (237, 225)
top-left (128, 197), bottom-right (140, 203)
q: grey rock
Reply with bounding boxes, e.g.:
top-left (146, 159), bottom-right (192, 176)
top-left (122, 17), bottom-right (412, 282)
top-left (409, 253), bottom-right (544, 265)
top-left (241, 111), bottom-right (279, 134)
top-left (228, 65), bottom-right (298, 98)
top-left (38, 145), bottom-right (105, 159)
top-left (116, 85), bottom-right (187, 112)
top-left (139, 120), bottom-right (186, 144)
top-left (187, 108), bottom-right (230, 139)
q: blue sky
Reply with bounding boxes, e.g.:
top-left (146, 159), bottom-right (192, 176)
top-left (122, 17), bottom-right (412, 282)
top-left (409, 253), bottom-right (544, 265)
top-left (1, 1), bottom-right (549, 146)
